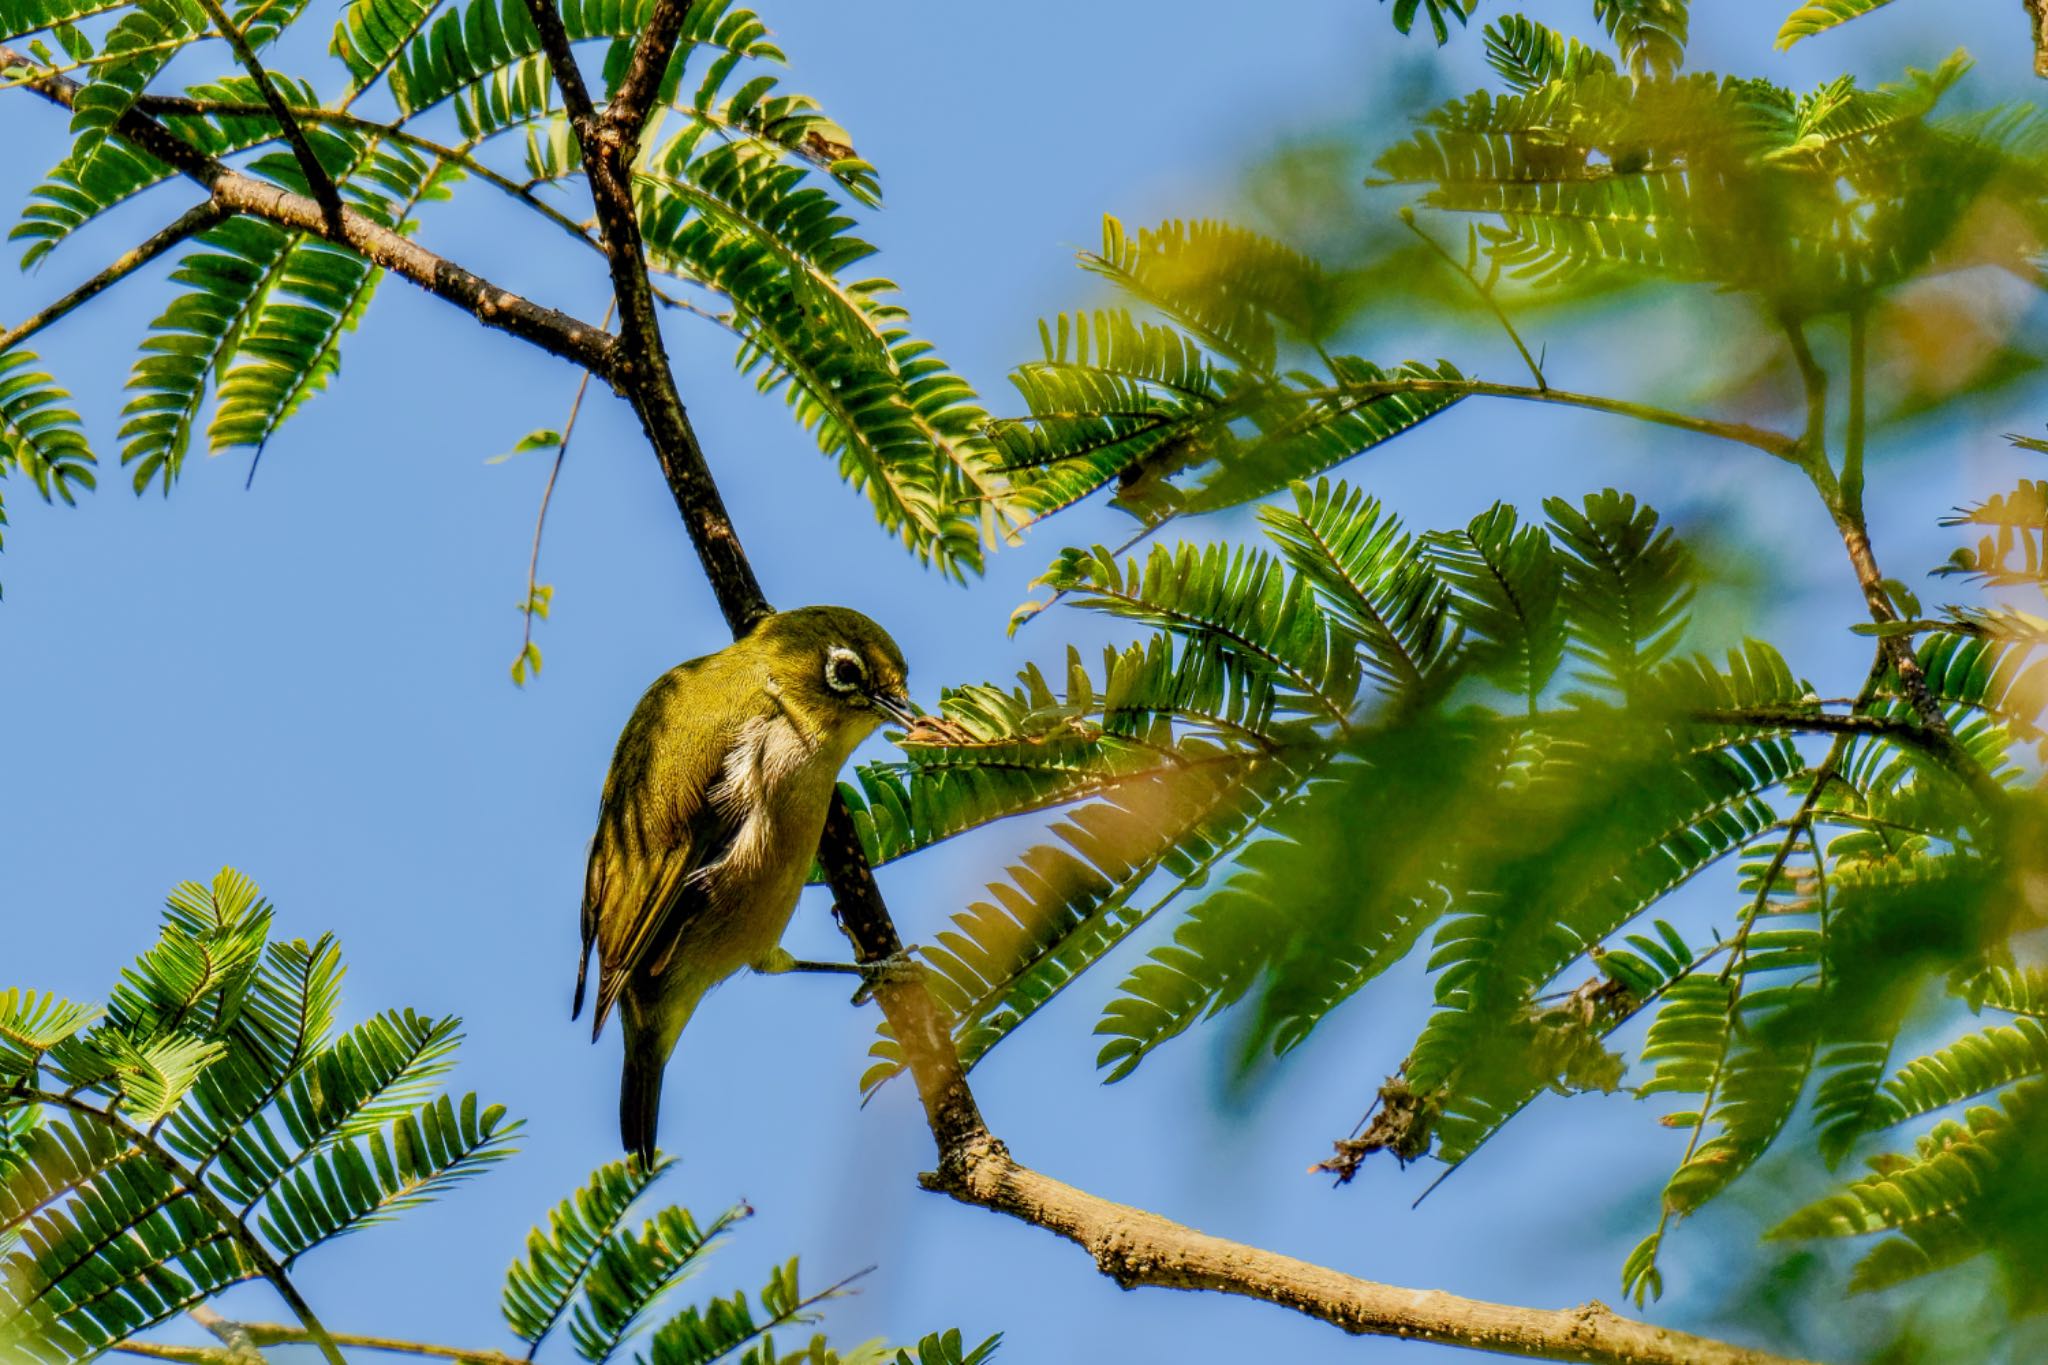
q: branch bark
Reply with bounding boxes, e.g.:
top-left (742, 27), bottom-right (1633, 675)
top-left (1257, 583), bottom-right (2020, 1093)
top-left (927, 1139), bottom-right (1809, 1365)
top-left (188, 0), bottom-right (341, 227)
top-left (0, 47), bottom-right (616, 377)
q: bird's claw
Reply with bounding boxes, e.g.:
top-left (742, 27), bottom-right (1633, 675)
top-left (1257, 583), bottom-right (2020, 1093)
top-left (850, 949), bottom-right (922, 1006)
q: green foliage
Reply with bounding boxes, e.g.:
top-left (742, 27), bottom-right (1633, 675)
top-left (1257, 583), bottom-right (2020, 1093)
top-left (0, 870), bottom-right (513, 1362)
top-left (1, 0), bottom-right (999, 574)
top-left (505, 1154), bottom-right (673, 1351)
top-left (1482, 15), bottom-right (1615, 91)
top-left (1381, 0), bottom-right (1475, 45)
top-left (0, 874), bottom-right (989, 1364)
top-left (1373, 46), bottom-right (2040, 313)
top-left (990, 218), bottom-right (1467, 526)
top-left (1776, 0), bottom-right (1898, 50)
top-left (0, 345), bottom-right (94, 572)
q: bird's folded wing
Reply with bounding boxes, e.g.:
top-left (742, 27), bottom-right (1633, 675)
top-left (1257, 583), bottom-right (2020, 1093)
top-left (580, 667), bottom-right (744, 1033)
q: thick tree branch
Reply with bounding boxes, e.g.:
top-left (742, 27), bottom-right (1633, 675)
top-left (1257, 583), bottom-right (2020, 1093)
top-left (188, 0), bottom-right (341, 227)
top-left (927, 1139), bottom-right (1809, 1365)
top-left (0, 198), bottom-right (226, 352)
top-left (604, 0), bottom-right (694, 141)
top-left (0, 47), bottom-right (617, 378)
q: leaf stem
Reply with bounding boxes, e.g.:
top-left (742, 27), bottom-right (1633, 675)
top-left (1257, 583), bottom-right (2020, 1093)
top-left (1402, 211), bottom-right (1546, 390)
top-left (17, 1089), bottom-right (346, 1365)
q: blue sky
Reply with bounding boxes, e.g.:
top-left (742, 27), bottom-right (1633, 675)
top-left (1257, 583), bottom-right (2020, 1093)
top-left (3, 0), bottom-right (2043, 1360)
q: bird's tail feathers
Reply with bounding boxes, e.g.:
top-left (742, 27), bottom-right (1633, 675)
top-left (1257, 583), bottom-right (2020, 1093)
top-left (618, 990), bottom-right (695, 1169)
top-left (620, 1027), bottom-right (664, 1171)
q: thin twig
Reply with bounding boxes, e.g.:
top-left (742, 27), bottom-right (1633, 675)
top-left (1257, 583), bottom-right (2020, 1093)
top-left (0, 199), bottom-right (226, 353)
top-left (514, 301), bottom-right (613, 682)
top-left (1332, 377), bottom-right (1804, 463)
top-left (1402, 210), bottom-right (1546, 390)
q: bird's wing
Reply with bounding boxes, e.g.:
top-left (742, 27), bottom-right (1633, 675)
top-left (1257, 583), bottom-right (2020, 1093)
top-left (576, 663), bottom-right (745, 1037)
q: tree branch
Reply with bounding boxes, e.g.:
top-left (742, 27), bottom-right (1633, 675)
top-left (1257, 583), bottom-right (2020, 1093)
top-left (131, 93), bottom-right (599, 251)
top-left (517, 0), bottom-right (766, 612)
top-left (0, 198), bottom-right (226, 352)
top-left (187, 0), bottom-right (341, 227)
top-left (117, 1322), bottom-right (525, 1365)
top-left (926, 1139), bottom-right (1809, 1365)
top-left (603, 0), bottom-right (693, 141)
top-left (1690, 705), bottom-right (1950, 759)
top-left (0, 47), bottom-right (617, 378)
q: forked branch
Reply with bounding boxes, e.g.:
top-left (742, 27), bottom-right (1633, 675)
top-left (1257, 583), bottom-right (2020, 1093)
top-left (0, 47), bottom-right (617, 376)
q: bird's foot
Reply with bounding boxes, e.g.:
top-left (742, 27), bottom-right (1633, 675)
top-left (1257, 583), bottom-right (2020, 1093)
top-left (752, 946), bottom-right (924, 1004)
top-left (753, 947), bottom-right (855, 976)
top-left (849, 949), bottom-right (923, 1006)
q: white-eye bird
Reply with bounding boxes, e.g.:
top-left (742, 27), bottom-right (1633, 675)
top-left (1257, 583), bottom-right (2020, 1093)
top-left (573, 606), bottom-right (914, 1165)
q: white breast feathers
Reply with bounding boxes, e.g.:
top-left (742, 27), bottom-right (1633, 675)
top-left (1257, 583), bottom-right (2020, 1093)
top-left (701, 712), bottom-right (819, 883)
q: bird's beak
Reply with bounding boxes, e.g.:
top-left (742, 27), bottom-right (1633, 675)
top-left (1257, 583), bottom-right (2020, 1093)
top-left (869, 689), bottom-right (917, 728)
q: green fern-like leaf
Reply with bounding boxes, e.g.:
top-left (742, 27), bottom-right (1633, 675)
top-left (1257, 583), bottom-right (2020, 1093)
top-left (64, 0), bottom-right (205, 167)
top-left (1593, 0), bottom-right (1689, 78)
top-left (1861, 1018), bottom-right (2048, 1132)
top-left (209, 141), bottom-right (455, 460)
top-left (1258, 478), bottom-right (1459, 699)
top-left (1545, 489), bottom-right (1693, 701)
top-left (505, 1156), bottom-right (673, 1351)
top-left (0, 990), bottom-right (101, 1077)
top-left (120, 215), bottom-right (296, 492)
top-left (1033, 539), bottom-right (1363, 723)
top-left (256, 1092), bottom-right (516, 1262)
top-left (1482, 15), bottom-right (1617, 91)
top-left (1381, 0), bottom-right (1475, 46)
top-left (1424, 501), bottom-right (1566, 707)
top-left (0, 347), bottom-right (95, 531)
top-left (1776, 0), bottom-right (1898, 50)
top-left (570, 1203), bottom-right (742, 1363)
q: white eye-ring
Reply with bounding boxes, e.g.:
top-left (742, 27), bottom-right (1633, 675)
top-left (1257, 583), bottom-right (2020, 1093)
top-left (824, 645), bottom-right (868, 696)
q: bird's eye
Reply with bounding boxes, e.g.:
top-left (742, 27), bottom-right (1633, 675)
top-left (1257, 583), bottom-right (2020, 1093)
top-left (824, 646), bottom-right (867, 695)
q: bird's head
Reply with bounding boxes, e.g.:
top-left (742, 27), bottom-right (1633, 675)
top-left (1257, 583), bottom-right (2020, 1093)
top-left (750, 605), bottom-right (914, 740)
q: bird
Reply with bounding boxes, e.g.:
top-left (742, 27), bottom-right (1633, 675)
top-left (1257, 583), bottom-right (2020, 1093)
top-left (573, 605), bottom-right (914, 1166)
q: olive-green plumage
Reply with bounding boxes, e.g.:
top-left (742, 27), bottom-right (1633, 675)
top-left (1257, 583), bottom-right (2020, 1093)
top-left (574, 606), bottom-right (911, 1166)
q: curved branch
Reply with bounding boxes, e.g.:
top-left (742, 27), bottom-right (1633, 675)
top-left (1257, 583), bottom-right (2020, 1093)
top-left (927, 1139), bottom-right (1809, 1365)
top-left (132, 94), bottom-right (599, 250)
